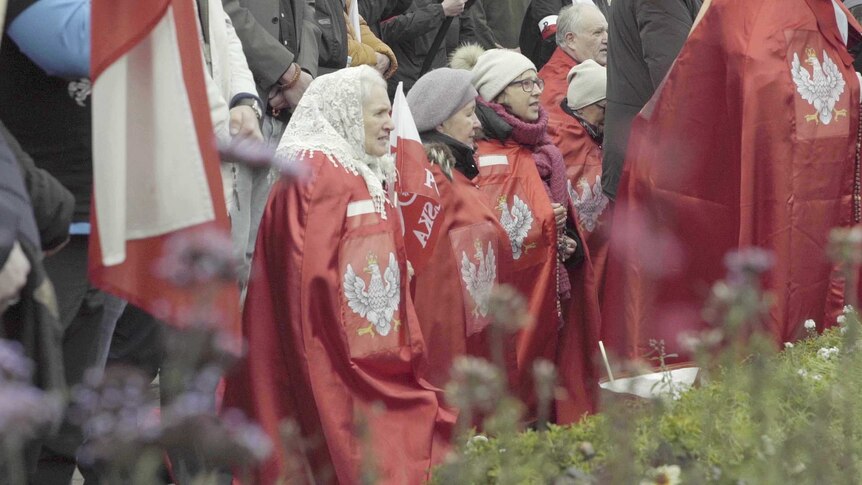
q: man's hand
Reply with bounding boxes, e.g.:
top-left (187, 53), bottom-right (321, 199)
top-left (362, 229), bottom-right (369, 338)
top-left (551, 203), bottom-right (566, 230)
top-left (0, 242), bottom-right (30, 313)
top-left (270, 64), bottom-right (314, 113)
top-left (229, 105), bottom-right (263, 142)
top-left (374, 52), bottom-right (391, 76)
top-left (282, 71), bottom-right (313, 111)
top-left (442, 0), bottom-right (466, 17)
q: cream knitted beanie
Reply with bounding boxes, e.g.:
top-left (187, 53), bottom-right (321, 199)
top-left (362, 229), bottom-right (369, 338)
top-left (473, 50), bottom-right (537, 102)
top-left (566, 60), bottom-right (607, 110)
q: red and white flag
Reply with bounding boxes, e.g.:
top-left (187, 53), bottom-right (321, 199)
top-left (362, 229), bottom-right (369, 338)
top-left (89, 0), bottom-right (238, 327)
top-left (390, 82), bottom-right (444, 275)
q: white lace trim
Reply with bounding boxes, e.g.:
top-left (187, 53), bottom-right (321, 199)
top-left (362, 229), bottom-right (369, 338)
top-left (275, 66), bottom-right (395, 218)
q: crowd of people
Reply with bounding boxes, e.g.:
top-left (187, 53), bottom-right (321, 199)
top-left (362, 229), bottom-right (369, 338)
top-left (2, 0), bottom-right (862, 483)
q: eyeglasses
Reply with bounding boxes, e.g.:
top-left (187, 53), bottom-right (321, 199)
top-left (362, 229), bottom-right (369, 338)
top-left (507, 77), bottom-right (545, 93)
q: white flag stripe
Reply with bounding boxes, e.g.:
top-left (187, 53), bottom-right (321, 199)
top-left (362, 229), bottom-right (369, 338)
top-left (349, 0), bottom-right (362, 44)
top-left (389, 82), bottom-right (421, 147)
top-left (93, 6), bottom-right (214, 266)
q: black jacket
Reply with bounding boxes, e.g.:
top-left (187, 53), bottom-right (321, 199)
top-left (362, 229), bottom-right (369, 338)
top-left (374, 0), bottom-right (476, 96)
top-left (601, 0), bottom-right (700, 199)
top-left (0, 121), bottom-right (65, 393)
top-left (0, 123), bottom-right (73, 254)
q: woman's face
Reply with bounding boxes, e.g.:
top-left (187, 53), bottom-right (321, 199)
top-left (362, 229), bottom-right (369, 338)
top-left (496, 70), bottom-right (543, 122)
top-left (438, 99), bottom-right (481, 147)
top-left (362, 83), bottom-right (394, 157)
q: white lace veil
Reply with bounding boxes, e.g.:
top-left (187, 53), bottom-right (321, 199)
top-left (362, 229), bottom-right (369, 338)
top-left (276, 66), bottom-right (396, 218)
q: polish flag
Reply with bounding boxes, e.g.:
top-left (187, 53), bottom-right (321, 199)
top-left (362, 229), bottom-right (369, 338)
top-left (89, 0), bottom-right (238, 328)
top-left (390, 82), bottom-right (444, 275)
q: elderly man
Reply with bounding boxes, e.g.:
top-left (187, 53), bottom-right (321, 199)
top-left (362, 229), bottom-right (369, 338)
top-left (520, 0), bottom-right (609, 68)
top-left (538, 3), bottom-right (607, 116)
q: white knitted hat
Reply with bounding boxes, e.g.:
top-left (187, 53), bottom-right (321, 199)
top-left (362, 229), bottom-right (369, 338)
top-left (469, 49), bottom-right (537, 102)
top-left (566, 60), bottom-right (607, 110)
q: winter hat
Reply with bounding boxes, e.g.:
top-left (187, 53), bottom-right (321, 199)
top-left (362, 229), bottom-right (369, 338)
top-left (566, 60), bottom-right (606, 110)
top-left (450, 44), bottom-right (537, 102)
top-left (407, 68), bottom-right (478, 132)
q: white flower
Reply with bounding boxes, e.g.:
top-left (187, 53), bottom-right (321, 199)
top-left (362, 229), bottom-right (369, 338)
top-left (817, 347), bottom-right (839, 360)
top-left (844, 304), bottom-right (855, 314)
top-left (640, 465), bottom-right (682, 485)
top-left (784, 342), bottom-right (794, 349)
top-left (798, 369), bottom-right (808, 377)
top-left (837, 315), bottom-right (847, 325)
top-left (813, 374), bottom-right (823, 381)
top-left (841, 326), bottom-right (848, 335)
top-left (804, 319), bottom-right (816, 331)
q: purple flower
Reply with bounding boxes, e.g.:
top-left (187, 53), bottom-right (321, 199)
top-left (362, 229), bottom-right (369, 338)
top-left (724, 247), bottom-right (774, 282)
top-left (0, 339), bottom-right (33, 384)
top-left (155, 227), bottom-right (238, 288)
top-left (70, 367), bottom-right (161, 466)
top-left (218, 138), bottom-right (309, 180)
top-left (221, 408), bottom-right (274, 462)
top-left (0, 384), bottom-right (63, 443)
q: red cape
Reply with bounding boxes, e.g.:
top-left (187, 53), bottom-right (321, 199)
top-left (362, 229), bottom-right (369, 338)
top-left (602, 0), bottom-right (862, 361)
top-left (223, 153), bottom-right (454, 484)
top-left (547, 109), bottom-right (608, 422)
top-left (474, 139), bottom-right (560, 416)
top-left (411, 165), bottom-right (516, 389)
top-left (539, 48), bottom-right (578, 123)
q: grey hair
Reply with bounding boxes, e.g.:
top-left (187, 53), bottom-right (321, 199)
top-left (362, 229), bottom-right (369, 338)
top-left (359, 65), bottom-right (388, 102)
top-left (555, 3), bottom-right (601, 47)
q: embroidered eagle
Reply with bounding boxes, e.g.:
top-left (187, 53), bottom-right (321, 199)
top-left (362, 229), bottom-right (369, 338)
top-left (460, 240), bottom-right (496, 318)
top-left (568, 176), bottom-right (609, 233)
top-left (497, 195), bottom-right (535, 260)
top-left (343, 252), bottom-right (400, 337)
top-left (790, 48), bottom-right (847, 125)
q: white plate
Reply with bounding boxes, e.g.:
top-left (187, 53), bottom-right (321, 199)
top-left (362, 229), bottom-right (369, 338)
top-left (599, 367), bottom-right (700, 399)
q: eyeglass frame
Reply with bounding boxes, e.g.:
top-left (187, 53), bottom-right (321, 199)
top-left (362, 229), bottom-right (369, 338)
top-left (506, 77), bottom-right (545, 93)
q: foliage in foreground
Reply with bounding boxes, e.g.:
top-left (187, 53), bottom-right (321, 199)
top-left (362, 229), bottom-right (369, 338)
top-left (436, 317), bottom-right (861, 485)
top-left (435, 232), bottom-right (862, 485)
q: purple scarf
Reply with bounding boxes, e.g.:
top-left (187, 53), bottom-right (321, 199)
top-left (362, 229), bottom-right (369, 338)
top-left (480, 99), bottom-right (571, 299)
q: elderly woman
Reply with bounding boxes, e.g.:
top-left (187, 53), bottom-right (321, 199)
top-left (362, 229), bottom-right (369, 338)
top-left (405, 68), bottom-right (515, 389)
top-left (223, 66), bottom-right (453, 484)
top-left (451, 45), bottom-right (597, 421)
top-left (549, 60), bottom-right (609, 283)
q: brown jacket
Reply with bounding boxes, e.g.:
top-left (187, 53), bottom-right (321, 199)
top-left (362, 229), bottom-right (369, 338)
top-left (345, 0), bottom-right (398, 78)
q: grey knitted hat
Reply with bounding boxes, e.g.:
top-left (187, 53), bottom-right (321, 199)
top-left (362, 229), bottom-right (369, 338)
top-left (407, 68), bottom-right (478, 132)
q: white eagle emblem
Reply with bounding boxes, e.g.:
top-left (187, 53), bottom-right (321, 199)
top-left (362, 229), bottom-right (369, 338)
top-left (790, 48), bottom-right (847, 125)
top-left (343, 252), bottom-right (401, 337)
top-left (497, 195), bottom-right (535, 260)
top-left (460, 240), bottom-right (497, 318)
top-left (568, 176), bottom-right (609, 233)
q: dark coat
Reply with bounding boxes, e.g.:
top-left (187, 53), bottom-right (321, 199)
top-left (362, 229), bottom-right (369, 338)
top-left (519, 0), bottom-right (609, 69)
top-left (376, 0), bottom-right (476, 96)
top-left (0, 123), bottom-right (73, 253)
top-left (222, 0), bottom-right (321, 99)
top-left (0, 122), bottom-right (65, 393)
top-left (601, 0), bottom-right (701, 199)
